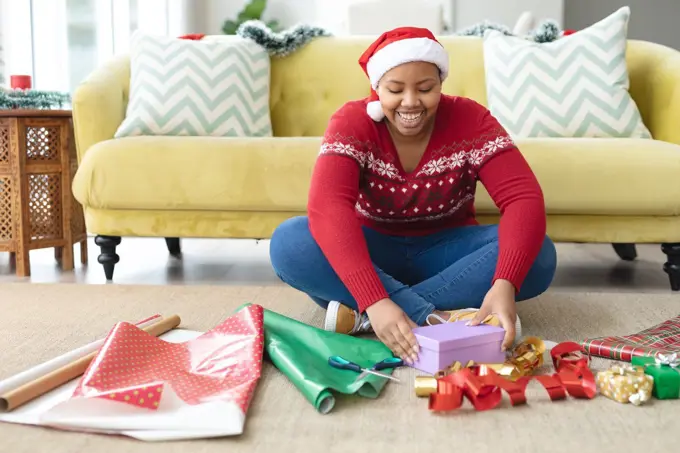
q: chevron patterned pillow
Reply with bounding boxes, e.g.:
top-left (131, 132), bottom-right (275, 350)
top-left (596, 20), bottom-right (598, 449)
top-left (482, 6), bottom-right (652, 139)
top-left (115, 32), bottom-right (272, 138)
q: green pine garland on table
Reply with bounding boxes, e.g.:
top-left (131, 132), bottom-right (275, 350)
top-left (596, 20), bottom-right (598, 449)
top-left (236, 20), bottom-right (332, 57)
top-left (0, 89), bottom-right (71, 110)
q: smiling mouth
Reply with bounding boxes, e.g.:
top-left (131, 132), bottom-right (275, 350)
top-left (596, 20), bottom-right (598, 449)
top-left (396, 111), bottom-right (424, 125)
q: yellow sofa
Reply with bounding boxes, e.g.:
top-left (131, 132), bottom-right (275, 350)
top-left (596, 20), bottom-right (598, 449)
top-left (71, 36), bottom-right (680, 288)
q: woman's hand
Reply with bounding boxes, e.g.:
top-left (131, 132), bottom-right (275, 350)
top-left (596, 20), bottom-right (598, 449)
top-left (365, 298), bottom-right (419, 364)
top-left (468, 279), bottom-right (517, 351)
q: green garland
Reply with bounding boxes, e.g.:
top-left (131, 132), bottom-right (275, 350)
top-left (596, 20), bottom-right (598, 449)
top-left (455, 19), bottom-right (563, 43)
top-left (233, 18), bottom-right (564, 58)
top-left (0, 89), bottom-right (71, 110)
top-left (236, 20), bottom-right (332, 57)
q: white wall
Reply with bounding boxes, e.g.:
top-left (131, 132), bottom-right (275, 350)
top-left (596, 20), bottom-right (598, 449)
top-left (566, 0), bottom-right (680, 49)
top-left (454, 0), bottom-right (564, 30)
top-left (0, 8), bottom-right (4, 84)
top-left (190, 0), bottom-right (320, 35)
top-left (190, 0), bottom-right (563, 36)
top-left (343, 1), bottom-right (447, 35)
top-left (0, 0), bottom-right (32, 79)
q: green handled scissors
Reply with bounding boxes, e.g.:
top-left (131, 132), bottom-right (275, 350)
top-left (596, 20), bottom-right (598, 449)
top-left (328, 356), bottom-right (403, 383)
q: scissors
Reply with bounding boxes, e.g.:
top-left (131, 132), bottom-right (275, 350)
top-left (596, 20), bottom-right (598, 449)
top-left (328, 356), bottom-right (403, 383)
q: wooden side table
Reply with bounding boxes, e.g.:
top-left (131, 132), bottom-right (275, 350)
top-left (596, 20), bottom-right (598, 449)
top-left (0, 109), bottom-right (87, 276)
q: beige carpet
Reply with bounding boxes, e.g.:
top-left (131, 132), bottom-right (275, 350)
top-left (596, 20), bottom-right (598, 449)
top-left (0, 283), bottom-right (678, 453)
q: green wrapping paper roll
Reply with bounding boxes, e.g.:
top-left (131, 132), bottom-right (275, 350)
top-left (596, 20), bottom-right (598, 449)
top-left (236, 304), bottom-right (396, 414)
top-left (631, 355), bottom-right (680, 399)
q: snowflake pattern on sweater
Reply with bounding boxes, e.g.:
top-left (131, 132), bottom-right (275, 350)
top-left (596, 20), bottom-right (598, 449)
top-left (307, 95), bottom-right (546, 311)
top-left (318, 97), bottom-right (515, 230)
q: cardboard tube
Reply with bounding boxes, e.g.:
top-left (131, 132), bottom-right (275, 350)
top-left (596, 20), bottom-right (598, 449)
top-left (0, 315), bottom-right (181, 412)
top-left (0, 315), bottom-right (162, 396)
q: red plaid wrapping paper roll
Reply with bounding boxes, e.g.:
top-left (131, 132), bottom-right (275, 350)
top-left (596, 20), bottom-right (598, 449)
top-left (580, 315), bottom-right (680, 362)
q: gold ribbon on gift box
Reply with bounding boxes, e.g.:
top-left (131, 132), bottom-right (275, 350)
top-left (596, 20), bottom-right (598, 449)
top-left (414, 337), bottom-right (547, 397)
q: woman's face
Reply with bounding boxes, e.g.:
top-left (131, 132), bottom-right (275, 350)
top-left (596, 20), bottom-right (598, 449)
top-left (376, 61), bottom-right (442, 137)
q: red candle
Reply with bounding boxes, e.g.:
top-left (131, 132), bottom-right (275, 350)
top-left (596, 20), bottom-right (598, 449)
top-left (10, 75), bottom-right (32, 90)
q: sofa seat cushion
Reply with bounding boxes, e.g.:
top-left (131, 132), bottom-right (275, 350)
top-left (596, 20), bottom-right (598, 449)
top-left (476, 138), bottom-right (680, 216)
top-left (72, 136), bottom-right (318, 211)
top-left (74, 136), bottom-right (680, 217)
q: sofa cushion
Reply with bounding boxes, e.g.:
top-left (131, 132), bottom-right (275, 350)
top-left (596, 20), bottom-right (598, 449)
top-left (114, 32), bottom-right (272, 138)
top-left (476, 138), bottom-right (680, 216)
top-left (73, 136), bottom-right (318, 212)
top-left (482, 6), bottom-right (652, 139)
top-left (73, 136), bottom-right (680, 217)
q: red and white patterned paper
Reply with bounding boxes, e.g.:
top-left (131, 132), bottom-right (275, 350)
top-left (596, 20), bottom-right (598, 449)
top-left (580, 315), bottom-right (680, 362)
top-left (72, 304), bottom-right (264, 415)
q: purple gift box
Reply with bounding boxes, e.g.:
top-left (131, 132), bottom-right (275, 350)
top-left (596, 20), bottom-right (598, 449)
top-left (410, 321), bottom-right (507, 375)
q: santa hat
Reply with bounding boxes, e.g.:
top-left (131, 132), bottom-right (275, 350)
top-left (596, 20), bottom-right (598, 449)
top-left (358, 27), bottom-right (449, 121)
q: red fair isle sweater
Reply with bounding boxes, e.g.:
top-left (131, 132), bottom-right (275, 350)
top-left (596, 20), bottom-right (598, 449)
top-left (307, 95), bottom-right (546, 313)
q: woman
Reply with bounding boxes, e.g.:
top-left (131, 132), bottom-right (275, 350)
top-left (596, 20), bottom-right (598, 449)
top-left (269, 27), bottom-right (556, 365)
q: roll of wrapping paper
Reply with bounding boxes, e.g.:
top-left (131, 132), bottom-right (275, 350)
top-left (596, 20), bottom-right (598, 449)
top-left (414, 337), bottom-right (547, 397)
top-left (0, 315), bottom-right (162, 396)
top-left (0, 315), bottom-right (182, 412)
top-left (234, 303), bottom-right (394, 414)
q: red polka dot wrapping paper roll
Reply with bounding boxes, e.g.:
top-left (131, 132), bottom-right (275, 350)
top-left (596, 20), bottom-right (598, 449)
top-left (40, 304), bottom-right (265, 440)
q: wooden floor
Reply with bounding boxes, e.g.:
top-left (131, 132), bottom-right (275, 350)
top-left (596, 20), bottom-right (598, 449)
top-left (0, 237), bottom-right (675, 295)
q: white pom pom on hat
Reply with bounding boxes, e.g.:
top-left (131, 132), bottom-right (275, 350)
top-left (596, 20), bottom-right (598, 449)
top-left (358, 27), bottom-right (450, 121)
top-left (366, 99), bottom-right (385, 121)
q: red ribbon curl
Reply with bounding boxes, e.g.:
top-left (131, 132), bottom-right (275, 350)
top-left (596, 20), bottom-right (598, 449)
top-left (428, 341), bottom-right (597, 412)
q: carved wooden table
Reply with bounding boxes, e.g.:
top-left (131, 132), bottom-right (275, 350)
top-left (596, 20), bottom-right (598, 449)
top-left (0, 109), bottom-right (87, 276)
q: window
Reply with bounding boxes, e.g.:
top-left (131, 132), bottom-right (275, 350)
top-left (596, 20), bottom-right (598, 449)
top-left (1, 0), bottom-right (189, 93)
top-left (0, 23), bottom-right (5, 85)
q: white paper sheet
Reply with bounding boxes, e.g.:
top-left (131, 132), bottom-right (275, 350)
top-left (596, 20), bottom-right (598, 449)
top-left (0, 329), bottom-right (247, 441)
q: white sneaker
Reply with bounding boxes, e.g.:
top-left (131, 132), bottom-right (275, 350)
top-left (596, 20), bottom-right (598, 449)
top-left (324, 301), bottom-right (373, 335)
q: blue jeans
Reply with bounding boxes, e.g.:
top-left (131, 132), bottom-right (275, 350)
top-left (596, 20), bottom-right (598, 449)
top-left (269, 216), bottom-right (557, 325)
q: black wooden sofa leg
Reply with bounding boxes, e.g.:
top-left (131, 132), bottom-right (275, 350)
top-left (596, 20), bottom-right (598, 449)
top-left (165, 237), bottom-right (181, 257)
top-left (612, 243), bottom-right (637, 261)
top-left (661, 243), bottom-right (680, 291)
top-left (95, 235), bottom-right (121, 281)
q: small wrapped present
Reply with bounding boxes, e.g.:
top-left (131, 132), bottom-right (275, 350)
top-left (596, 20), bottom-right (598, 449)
top-left (631, 352), bottom-right (680, 400)
top-left (596, 364), bottom-right (653, 406)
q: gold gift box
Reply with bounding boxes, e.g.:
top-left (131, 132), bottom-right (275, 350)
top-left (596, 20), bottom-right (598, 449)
top-left (596, 364), bottom-right (653, 406)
